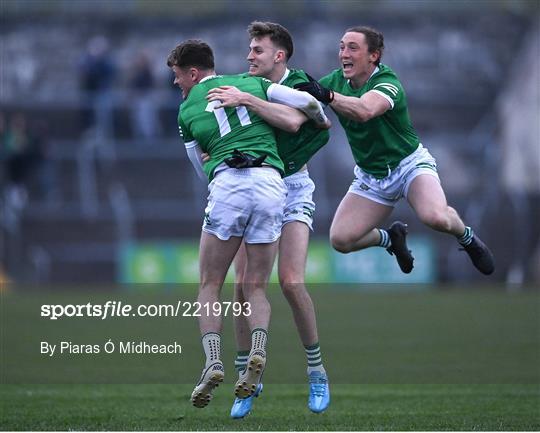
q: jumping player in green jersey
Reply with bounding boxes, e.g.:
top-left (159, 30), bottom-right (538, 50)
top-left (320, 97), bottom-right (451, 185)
top-left (167, 39), bottom-right (329, 410)
top-left (295, 26), bottom-right (494, 276)
top-left (208, 22), bottom-right (331, 417)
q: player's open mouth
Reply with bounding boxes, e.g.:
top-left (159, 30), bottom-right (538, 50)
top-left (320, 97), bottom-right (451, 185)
top-left (248, 63), bottom-right (258, 70)
top-left (342, 63), bottom-right (353, 71)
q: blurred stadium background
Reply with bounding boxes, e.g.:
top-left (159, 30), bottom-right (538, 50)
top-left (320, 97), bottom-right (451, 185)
top-left (1, 0), bottom-right (539, 285)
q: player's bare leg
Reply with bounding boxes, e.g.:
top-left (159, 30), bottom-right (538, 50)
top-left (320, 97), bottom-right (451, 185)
top-left (198, 232), bottom-right (243, 334)
top-left (192, 232), bottom-right (242, 408)
top-left (407, 175), bottom-right (465, 235)
top-left (330, 192), bottom-right (393, 253)
top-left (330, 192), bottom-right (414, 273)
top-left (232, 242), bottom-right (251, 361)
top-left (278, 222), bottom-right (318, 346)
top-left (234, 241), bottom-right (278, 399)
top-left (407, 174), bottom-right (494, 274)
top-left (241, 241), bottom-right (277, 330)
top-left (279, 221), bottom-right (329, 413)
top-left (230, 243), bottom-right (264, 417)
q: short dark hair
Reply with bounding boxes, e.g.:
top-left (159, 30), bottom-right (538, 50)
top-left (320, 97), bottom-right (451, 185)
top-left (247, 21), bottom-right (294, 61)
top-left (346, 26), bottom-right (384, 65)
top-left (166, 39), bottom-right (214, 70)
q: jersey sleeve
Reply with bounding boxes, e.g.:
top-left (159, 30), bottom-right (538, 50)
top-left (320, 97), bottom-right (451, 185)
top-left (256, 76), bottom-right (274, 98)
top-left (368, 75), bottom-right (403, 110)
top-left (177, 109), bottom-right (195, 145)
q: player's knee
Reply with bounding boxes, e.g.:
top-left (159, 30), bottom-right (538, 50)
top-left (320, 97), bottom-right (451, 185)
top-left (233, 281), bottom-right (244, 299)
top-left (200, 273), bottom-right (221, 286)
top-left (330, 233), bottom-right (354, 253)
top-left (279, 276), bottom-right (304, 297)
top-left (420, 209), bottom-right (452, 232)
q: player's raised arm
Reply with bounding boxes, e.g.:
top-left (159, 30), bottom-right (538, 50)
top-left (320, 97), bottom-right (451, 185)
top-left (207, 85), bottom-right (308, 133)
top-left (294, 77), bottom-right (390, 123)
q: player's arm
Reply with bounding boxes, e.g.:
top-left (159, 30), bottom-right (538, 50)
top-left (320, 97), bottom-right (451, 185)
top-left (207, 86), bottom-right (307, 133)
top-left (330, 91), bottom-right (391, 122)
top-left (294, 78), bottom-right (390, 123)
top-left (178, 113), bottom-right (207, 182)
top-left (184, 139), bottom-right (207, 182)
top-left (265, 83), bottom-right (331, 128)
top-left (207, 85), bottom-right (331, 129)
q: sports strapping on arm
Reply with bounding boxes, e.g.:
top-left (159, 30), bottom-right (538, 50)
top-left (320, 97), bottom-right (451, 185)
top-left (266, 83), bottom-right (330, 128)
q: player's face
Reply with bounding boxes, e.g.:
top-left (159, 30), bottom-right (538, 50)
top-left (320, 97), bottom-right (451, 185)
top-left (172, 65), bottom-right (195, 99)
top-left (247, 36), bottom-right (279, 78)
top-left (339, 32), bottom-right (378, 79)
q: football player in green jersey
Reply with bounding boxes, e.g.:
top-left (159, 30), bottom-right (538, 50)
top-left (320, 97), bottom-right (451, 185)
top-left (295, 26), bottom-right (494, 276)
top-left (209, 22), bottom-right (331, 417)
top-left (167, 39), bottom-right (329, 409)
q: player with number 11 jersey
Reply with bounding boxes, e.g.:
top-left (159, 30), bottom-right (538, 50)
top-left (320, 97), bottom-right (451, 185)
top-left (177, 74), bottom-right (284, 181)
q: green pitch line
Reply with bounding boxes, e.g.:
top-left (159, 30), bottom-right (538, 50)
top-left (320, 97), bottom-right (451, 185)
top-left (1, 384), bottom-right (539, 430)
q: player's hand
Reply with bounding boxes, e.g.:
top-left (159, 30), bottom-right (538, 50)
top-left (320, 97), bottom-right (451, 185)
top-left (294, 75), bottom-right (334, 104)
top-left (201, 152), bottom-right (210, 162)
top-left (207, 86), bottom-right (246, 108)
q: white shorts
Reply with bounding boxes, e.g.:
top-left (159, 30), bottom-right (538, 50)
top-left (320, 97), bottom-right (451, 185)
top-left (283, 170), bottom-right (316, 230)
top-left (348, 143), bottom-right (440, 207)
top-left (202, 167), bottom-right (287, 244)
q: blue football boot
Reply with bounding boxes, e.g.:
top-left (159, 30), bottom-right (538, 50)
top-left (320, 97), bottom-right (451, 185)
top-left (230, 383), bottom-right (263, 419)
top-left (308, 371), bottom-right (330, 413)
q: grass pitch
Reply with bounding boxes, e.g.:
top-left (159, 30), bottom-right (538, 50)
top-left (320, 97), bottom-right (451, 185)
top-left (1, 286), bottom-right (539, 430)
top-left (1, 384), bottom-right (538, 430)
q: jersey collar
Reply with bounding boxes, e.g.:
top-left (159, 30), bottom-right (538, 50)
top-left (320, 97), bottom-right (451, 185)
top-left (347, 66), bottom-right (380, 87)
top-left (199, 74), bottom-right (218, 84)
top-left (277, 68), bottom-right (290, 85)
top-left (370, 66), bottom-right (380, 78)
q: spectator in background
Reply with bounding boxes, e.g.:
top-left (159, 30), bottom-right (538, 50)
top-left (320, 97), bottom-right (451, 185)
top-left (79, 35), bottom-right (116, 138)
top-left (2, 113), bottom-right (34, 209)
top-left (128, 51), bottom-right (162, 142)
top-left (1, 112), bottom-right (55, 208)
top-left (32, 120), bottom-right (58, 204)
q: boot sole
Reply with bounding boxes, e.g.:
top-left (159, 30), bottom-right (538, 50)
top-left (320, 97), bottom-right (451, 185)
top-left (234, 354), bottom-right (265, 399)
top-left (191, 371), bottom-right (224, 408)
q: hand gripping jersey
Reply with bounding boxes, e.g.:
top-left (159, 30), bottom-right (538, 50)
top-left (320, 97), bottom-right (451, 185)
top-left (177, 74), bottom-right (284, 181)
top-left (320, 64), bottom-right (420, 179)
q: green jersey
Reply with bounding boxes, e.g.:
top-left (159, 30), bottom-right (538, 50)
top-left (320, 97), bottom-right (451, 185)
top-left (277, 69), bottom-right (330, 177)
top-left (177, 74), bottom-right (284, 181)
top-left (320, 64), bottom-right (419, 179)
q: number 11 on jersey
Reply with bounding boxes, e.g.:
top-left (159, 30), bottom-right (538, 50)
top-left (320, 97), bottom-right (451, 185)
top-left (205, 100), bottom-right (252, 138)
